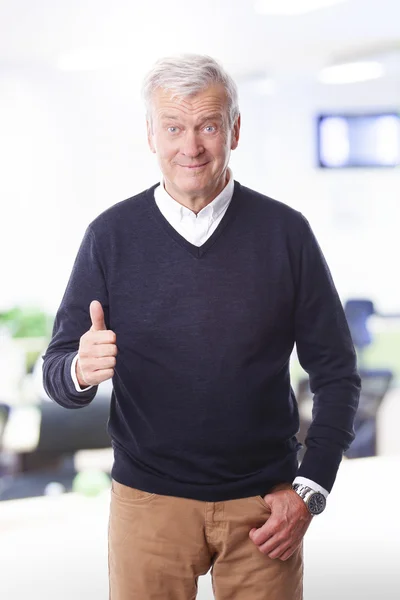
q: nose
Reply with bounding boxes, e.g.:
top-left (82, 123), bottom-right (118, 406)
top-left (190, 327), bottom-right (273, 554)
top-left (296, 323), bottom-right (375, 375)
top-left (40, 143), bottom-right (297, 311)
top-left (181, 130), bottom-right (204, 158)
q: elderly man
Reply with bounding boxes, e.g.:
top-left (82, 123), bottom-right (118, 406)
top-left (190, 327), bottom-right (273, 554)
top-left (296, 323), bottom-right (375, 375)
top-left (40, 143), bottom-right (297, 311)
top-left (42, 54), bottom-right (360, 599)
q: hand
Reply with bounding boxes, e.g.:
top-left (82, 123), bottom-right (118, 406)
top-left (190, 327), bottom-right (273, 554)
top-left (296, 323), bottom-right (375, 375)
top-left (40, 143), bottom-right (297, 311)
top-left (76, 300), bottom-right (117, 387)
top-left (249, 487), bottom-right (312, 561)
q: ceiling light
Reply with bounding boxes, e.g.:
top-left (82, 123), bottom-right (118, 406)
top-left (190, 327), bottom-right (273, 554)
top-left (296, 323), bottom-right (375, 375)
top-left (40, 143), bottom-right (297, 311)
top-left (255, 0), bottom-right (348, 16)
top-left (57, 47), bottom-right (128, 71)
top-left (240, 74), bottom-right (277, 95)
top-left (319, 61), bottom-right (385, 84)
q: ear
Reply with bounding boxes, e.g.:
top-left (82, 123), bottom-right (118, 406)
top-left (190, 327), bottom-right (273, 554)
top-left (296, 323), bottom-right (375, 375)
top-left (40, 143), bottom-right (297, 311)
top-left (231, 114), bottom-right (241, 151)
top-left (147, 120), bottom-right (156, 154)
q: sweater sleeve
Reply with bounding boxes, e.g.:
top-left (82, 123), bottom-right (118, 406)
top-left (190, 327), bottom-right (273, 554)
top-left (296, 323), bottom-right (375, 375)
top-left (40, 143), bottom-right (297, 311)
top-left (294, 216), bottom-right (361, 492)
top-left (42, 225), bottom-right (109, 409)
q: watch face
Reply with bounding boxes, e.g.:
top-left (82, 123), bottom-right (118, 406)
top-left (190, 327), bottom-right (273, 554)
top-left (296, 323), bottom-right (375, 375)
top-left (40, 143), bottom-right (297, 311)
top-left (308, 492), bottom-right (326, 515)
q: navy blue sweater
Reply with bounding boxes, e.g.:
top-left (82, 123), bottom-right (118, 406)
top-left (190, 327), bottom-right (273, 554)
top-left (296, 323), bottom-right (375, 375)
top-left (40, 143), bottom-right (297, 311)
top-left (42, 181), bottom-right (360, 501)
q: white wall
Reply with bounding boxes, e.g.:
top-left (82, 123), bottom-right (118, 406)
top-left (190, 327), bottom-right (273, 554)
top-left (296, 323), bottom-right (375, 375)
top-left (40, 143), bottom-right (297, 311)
top-left (1, 65), bottom-right (399, 314)
top-left (0, 66), bottom-right (158, 313)
top-left (233, 73), bottom-right (400, 313)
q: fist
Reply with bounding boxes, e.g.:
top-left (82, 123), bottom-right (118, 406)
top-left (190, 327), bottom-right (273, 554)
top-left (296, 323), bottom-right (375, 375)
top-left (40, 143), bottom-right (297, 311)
top-left (76, 300), bottom-right (118, 387)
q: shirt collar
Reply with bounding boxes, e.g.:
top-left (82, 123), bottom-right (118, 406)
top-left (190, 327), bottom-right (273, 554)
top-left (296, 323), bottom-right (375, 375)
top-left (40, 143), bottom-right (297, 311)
top-left (156, 168), bottom-right (234, 222)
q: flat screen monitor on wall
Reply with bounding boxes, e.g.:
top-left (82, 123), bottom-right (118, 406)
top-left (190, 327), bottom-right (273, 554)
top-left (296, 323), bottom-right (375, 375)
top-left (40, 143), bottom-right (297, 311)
top-left (317, 113), bottom-right (400, 168)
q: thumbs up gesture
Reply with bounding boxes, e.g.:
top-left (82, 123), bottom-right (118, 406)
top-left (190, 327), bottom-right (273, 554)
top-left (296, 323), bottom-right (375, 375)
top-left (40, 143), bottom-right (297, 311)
top-left (90, 300), bottom-right (107, 332)
top-left (76, 300), bottom-right (118, 387)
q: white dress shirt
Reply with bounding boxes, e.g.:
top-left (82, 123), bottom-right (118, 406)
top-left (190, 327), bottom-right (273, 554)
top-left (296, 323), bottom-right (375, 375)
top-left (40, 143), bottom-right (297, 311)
top-left (71, 168), bottom-right (328, 499)
top-left (154, 168), bottom-right (235, 246)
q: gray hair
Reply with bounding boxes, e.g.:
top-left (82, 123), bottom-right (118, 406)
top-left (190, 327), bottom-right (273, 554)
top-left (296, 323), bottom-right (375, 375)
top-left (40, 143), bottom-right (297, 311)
top-left (142, 54), bottom-right (239, 129)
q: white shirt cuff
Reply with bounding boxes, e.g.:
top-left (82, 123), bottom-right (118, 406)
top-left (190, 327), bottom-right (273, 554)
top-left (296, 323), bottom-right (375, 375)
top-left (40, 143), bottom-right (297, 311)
top-left (71, 353), bottom-right (93, 392)
top-left (293, 476), bottom-right (329, 498)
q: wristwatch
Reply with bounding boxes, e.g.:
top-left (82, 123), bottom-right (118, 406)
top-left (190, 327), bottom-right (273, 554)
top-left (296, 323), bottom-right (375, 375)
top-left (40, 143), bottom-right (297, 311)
top-left (292, 483), bottom-right (326, 516)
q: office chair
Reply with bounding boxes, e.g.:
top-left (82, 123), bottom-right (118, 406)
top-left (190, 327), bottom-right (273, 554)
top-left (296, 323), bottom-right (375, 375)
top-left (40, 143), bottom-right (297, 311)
top-left (296, 298), bottom-right (394, 460)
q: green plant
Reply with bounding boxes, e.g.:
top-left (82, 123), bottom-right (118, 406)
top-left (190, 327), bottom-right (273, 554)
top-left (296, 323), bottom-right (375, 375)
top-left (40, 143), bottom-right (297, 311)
top-left (0, 306), bottom-right (54, 339)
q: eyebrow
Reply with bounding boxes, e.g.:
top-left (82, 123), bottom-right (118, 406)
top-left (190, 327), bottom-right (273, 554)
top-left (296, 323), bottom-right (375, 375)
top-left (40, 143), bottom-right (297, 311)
top-left (159, 114), bottom-right (180, 121)
top-left (197, 113), bottom-right (224, 124)
top-left (159, 113), bottom-right (224, 124)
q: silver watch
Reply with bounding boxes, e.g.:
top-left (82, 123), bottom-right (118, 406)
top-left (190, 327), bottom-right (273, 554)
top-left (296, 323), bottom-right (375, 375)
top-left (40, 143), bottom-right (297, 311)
top-left (292, 483), bottom-right (326, 515)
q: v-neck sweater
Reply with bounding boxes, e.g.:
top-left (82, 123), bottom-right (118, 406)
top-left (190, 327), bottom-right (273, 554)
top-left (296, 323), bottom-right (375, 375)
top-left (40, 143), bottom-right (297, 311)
top-left (42, 181), bottom-right (360, 501)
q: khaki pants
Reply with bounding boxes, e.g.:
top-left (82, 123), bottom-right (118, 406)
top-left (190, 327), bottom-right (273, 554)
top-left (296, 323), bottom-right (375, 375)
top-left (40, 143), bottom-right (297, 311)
top-left (108, 479), bottom-right (303, 599)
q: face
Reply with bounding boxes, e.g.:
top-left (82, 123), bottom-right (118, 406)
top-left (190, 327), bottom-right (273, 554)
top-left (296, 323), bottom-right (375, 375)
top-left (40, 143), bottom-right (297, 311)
top-left (147, 84), bottom-right (240, 204)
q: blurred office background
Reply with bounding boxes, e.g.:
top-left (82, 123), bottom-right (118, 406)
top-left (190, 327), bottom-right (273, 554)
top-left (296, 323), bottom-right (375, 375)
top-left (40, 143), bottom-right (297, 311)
top-left (0, 1), bottom-right (399, 598)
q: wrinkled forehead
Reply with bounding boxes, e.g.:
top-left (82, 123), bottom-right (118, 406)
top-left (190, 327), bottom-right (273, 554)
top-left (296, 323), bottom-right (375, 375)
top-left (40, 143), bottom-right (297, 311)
top-left (150, 84), bottom-right (230, 122)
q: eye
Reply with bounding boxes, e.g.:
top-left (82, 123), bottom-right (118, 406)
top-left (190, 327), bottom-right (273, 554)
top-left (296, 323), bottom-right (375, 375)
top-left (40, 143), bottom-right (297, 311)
top-left (204, 125), bottom-right (216, 133)
top-left (167, 126), bottom-right (179, 134)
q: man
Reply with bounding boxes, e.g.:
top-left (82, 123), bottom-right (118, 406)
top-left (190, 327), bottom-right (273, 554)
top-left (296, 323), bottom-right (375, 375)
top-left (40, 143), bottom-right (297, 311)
top-left (42, 54), bottom-right (360, 599)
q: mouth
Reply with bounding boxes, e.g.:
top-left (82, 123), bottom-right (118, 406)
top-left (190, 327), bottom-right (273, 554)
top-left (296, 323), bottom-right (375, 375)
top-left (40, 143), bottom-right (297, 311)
top-left (179, 162), bottom-right (209, 169)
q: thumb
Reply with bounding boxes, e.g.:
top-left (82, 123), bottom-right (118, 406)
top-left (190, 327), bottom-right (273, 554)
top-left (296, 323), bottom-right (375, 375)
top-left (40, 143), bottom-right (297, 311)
top-left (90, 300), bottom-right (106, 331)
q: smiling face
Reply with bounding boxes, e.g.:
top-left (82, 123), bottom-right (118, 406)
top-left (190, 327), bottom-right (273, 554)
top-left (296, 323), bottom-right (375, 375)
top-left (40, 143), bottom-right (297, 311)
top-left (147, 84), bottom-right (240, 208)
